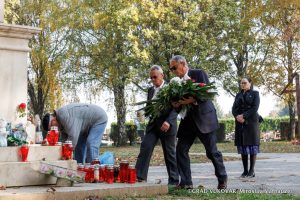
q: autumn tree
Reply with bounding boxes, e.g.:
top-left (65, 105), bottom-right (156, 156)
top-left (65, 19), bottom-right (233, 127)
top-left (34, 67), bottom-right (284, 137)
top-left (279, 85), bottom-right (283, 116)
top-left (257, 0), bottom-right (300, 140)
top-left (134, 0), bottom-right (230, 81)
top-left (59, 0), bottom-right (149, 146)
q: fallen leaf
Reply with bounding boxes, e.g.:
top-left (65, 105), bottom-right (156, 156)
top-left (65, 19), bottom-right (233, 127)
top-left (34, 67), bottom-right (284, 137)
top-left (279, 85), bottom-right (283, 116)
top-left (0, 185), bottom-right (6, 190)
top-left (47, 187), bottom-right (56, 193)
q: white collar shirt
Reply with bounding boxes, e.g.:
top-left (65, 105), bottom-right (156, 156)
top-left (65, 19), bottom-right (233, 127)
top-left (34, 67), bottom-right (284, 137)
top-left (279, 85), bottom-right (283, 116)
top-left (152, 80), bottom-right (165, 99)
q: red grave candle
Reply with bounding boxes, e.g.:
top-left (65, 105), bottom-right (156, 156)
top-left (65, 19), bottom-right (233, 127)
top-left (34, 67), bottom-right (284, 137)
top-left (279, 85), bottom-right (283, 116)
top-left (89, 165), bottom-right (95, 183)
top-left (62, 141), bottom-right (73, 160)
top-left (99, 165), bottom-right (106, 182)
top-left (46, 126), bottom-right (59, 146)
top-left (20, 144), bottom-right (29, 162)
top-left (106, 165), bottom-right (114, 184)
top-left (84, 163), bottom-right (91, 183)
top-left (91, 158), bottom-right (100, 165)
top-left (128, 165), bottom-right (136, 184)
top-left (120, 160), bottom-right (129, 183)
top-left (114, 165), bottom-right (120, 183)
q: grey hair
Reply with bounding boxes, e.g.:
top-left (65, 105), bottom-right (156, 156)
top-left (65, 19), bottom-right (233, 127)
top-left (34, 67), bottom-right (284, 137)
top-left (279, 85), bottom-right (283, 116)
top-left (170, 55), bottom-right (187, 66)
top-left (150, 65), bottom-right (164, 74)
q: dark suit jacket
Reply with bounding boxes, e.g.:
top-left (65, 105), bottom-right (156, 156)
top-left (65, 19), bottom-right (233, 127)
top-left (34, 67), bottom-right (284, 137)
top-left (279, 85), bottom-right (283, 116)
top-left (146, 86), bottom-right (178, 136)
top-left (177, 69), bottom-right (219, 137)
top-left (232, 89), bottom-right (260, 146)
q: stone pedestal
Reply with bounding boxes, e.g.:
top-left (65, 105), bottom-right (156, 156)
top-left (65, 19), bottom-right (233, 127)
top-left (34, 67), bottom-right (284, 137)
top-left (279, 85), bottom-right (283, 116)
top-left (0, 145), bottom-right (77, 187)
top-left (0, 23), bottom-right (40, 124)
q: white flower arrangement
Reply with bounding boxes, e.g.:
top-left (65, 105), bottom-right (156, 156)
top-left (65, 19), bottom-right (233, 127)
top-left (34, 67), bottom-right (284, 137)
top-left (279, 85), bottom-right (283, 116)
top-left (39, 163), bottom-right (86, 183)
top-left (170, 77), bottom-right (183, 85)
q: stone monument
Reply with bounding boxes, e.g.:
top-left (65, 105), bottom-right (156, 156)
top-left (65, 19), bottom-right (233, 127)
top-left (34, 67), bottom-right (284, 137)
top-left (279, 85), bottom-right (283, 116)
top-left (0, 1), bottom-right (77, 187)
top-left (0, 0), bottom-right (40, 124)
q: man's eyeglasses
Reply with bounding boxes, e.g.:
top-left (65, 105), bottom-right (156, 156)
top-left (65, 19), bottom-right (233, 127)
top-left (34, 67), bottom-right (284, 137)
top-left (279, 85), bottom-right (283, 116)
top-left (169, 66), bottom-right (177, 71)
top-left (150, 76), bottom-right (158, 80)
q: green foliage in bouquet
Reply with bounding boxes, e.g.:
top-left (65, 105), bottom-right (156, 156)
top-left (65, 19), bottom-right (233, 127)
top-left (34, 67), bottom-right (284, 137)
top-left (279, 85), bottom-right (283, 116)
top-left (136, 79), bottom-right (217, 120)
top-left (7, 135), bottom-right (27, 146)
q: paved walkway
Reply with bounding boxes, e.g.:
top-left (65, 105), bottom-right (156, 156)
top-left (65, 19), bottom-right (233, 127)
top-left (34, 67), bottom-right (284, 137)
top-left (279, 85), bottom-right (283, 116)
top-left (147, 153), bottom-right (300, 195)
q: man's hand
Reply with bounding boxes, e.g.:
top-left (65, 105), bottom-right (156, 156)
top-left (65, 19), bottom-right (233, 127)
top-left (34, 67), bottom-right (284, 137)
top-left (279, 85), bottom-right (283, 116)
top-left (160, 121), bottom-right (170, 132)
top-left (178, 96), bottom-right (196, 105)
top-left (236, 114), bottom-right (245, 123)
top-left (171, 101), bottom-right (181, 108)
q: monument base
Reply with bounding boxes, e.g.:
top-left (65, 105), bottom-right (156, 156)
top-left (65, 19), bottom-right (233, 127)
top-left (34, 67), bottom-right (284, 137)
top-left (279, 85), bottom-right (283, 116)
top-left (0, 160), bottom-right (77, 187)
top-left (0, 145), bottom-right (77, 187)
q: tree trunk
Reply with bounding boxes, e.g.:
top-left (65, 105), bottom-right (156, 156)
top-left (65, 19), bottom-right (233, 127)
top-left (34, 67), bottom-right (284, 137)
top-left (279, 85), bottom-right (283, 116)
top-left (285, 9), bottom-right (296, 141)
top-left (28, 77), bottom-right (46, 120)
top-left (288, 95), bottom-right (296, 141)
top-left (113, 83), bottom-right (127, 146)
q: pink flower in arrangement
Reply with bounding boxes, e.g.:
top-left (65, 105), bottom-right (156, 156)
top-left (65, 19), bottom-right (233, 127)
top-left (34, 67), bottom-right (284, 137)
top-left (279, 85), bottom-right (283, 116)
top-left (198, 83), bottom-right (206, 87)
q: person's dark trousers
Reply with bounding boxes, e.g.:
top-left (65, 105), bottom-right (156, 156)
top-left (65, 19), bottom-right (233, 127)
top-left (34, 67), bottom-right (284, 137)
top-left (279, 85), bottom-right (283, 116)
top-left (176, 130), bottom-right (227, 186)
top-left (137, 130), bottom-right (145, 142)
top-left (135, 130), bottom-right (179, 185)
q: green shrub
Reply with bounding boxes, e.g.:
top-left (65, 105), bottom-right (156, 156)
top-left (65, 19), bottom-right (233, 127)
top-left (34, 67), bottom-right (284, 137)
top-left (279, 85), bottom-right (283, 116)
top-left (219, 118), bottom-right (235, 133)
top-left (125, 121), bottom-right (137, 146)
top-left (219, 117), bottom-right (290, 134)
top-left (259, 117), bottom-right (289, 132)
top-left (216, 123), bottom-right (225, 142)
top-left (109, 122), bottom-right (119, 146)
top-left (109, 122), bottom-right (138, 146)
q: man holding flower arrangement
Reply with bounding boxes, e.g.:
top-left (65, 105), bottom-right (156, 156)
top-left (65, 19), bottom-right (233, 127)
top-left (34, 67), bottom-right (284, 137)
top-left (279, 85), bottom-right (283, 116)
top-left (169, 55), bottom-right (227, 190)
top-left (135, 65), bottom-right (179, 186)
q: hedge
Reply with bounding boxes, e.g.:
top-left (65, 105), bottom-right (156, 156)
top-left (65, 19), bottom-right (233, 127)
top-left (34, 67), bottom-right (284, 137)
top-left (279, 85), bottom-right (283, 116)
top-left (219, 117), bottom-right (290, 133)
top-left (110, 122), bottom-right (138, 146)
top-left (109, 117), bottom-right (291, 145)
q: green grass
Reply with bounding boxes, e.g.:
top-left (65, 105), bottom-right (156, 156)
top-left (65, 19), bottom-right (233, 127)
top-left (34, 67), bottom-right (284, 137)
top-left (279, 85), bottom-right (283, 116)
top-left (101, 190), bottom-right (299, 200)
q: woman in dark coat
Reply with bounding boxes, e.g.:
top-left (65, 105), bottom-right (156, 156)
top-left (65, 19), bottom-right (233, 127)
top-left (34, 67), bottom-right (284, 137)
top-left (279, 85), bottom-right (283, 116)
top-left (232, 78), bottom-right (260, 178)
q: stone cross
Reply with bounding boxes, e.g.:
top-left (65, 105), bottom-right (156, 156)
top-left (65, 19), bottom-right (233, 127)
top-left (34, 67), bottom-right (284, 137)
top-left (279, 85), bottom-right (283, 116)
top-left (0, 0), bottom-right (4, 23)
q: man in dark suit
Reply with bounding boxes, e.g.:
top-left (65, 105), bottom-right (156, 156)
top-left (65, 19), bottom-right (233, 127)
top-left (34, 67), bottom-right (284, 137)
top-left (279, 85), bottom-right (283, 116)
top-left (135, 65), bottom-right (179, 185)
top-left (170, 55), bottom-right (227, 189)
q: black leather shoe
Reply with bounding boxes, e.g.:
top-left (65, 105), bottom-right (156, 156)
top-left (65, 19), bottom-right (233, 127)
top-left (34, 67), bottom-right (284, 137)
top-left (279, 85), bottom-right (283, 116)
top-left (240, 171), bottom-right (248, 178)
top-left (175, 184), bottom-right (193, 190)
top-left (247, 171), bottom-right (255, 178)
top-left (137, 178), bottom-right (146, 182)
top-left (217, 180), bottom-right (227, 190)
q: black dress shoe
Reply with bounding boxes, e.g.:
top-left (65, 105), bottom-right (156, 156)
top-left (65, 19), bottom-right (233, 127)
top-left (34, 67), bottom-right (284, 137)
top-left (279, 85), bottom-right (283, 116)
top-left (217, 180), bottom-right (227, 190)
top-left (175, 184), bottom-right (193, 190)
top-left (247, 171), bottom-right (255, 178)
top-left (240, 172), bottom-right (248, 178)
top-left (137, 178), bottom-right (146, 182)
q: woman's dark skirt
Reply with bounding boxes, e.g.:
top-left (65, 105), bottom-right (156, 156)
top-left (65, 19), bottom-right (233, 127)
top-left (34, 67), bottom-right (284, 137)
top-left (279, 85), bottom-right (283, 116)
top-left (237, 145), bottom-right (260, 155)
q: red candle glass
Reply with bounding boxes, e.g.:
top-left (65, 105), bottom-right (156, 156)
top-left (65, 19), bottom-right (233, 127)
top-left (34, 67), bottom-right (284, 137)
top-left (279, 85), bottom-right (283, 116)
top-left (128, 165), bottom-right (136, 184)
top-left (120, 160), bottom-right (129, 183)
top-left (106, 165), bottom-right (114, 184)
top-left (20, 144), bottom-right (29, 162)
top-left (114, 165), bottom-right (120, 183)
top-left (46, 126), bottom-right (59, 146)
top-left (62, 141), bottom-right (73, 160)
top-left (84, 163), bottom-right (91, 183)
top-left (89, 165), bottom-right (95, 183)
top-left (99, 165), bottom-right (106, 182)
top-left (94, 165), bottom-right (100, 183)
top-left (91, 158), bottom-right (100, 165)
top-left (77, 163), bottom-right (84, 171)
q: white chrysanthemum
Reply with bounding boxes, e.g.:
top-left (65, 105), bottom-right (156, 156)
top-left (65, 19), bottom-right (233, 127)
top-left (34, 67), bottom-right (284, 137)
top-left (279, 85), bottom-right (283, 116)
top-left (170, 77), bottom-right (183, 85)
